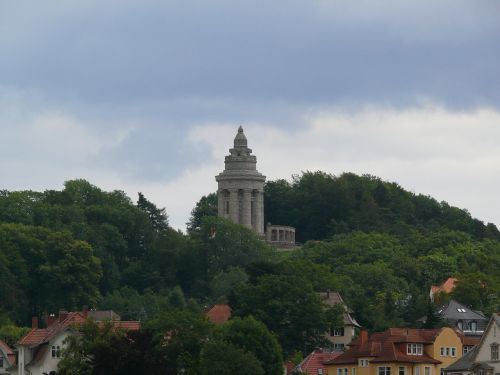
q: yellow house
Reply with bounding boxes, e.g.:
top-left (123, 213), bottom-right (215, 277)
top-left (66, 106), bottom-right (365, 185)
top-left (325, 328), bottom-right (463, 375)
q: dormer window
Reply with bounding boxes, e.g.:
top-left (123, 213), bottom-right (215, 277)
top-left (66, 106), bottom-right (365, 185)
top-left (407, 343), bottom-right (423, 356)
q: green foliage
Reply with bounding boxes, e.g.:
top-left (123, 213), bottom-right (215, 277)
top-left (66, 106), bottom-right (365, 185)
top-left (143, 309), bottom-right (212, 374)
top-left (422, 300), bottom-right (443, 329)
top-left (212, 316), bottom-right (283, 375)
top-left (0, 324), bottom-right (30, 347)
top-left (265, 172), bottom-right (500, 242)
top-left (451, 272), bottom-right (500, 314)
top-left (199, 340), bottom-right (264, 375)
top-left (196, 216), bottom-right (275, 277)
top-left (230, 274), bottom-right (331, 356)
top-left (187, 192), bottom-right (218, 234)
top-left (0, 223), bottom-right (102, 320)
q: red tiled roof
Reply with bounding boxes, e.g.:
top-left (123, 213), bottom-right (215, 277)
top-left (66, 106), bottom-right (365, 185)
top-left (95, 321), bottom-right (141, 331)
top-left (0, 339), bottom-right (16, 366)
top-left (18, 311), bottom-right (140, 346)
top-left (326, 328), bottom-right (444, 365)
top-left (18, 312), bottom-right (87, 346)
top-left (431, 278), bottom-right (457, 295)
top-left (206, 304), bottom-right (231, 325)
top-left (294, 349), bottom-right (342, 374)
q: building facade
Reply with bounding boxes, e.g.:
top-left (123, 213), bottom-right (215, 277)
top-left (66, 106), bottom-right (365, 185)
top-left (325, 327), bottom-right (463, 375)
top-left (319, 291), bottom-right (361, 351)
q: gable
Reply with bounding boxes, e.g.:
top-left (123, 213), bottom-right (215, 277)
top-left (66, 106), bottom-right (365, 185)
top-left (473, 315), bottom-right (500, 363)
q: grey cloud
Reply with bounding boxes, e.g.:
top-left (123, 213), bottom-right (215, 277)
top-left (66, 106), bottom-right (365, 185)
top-left (0, 0), bottom-right (498, 109)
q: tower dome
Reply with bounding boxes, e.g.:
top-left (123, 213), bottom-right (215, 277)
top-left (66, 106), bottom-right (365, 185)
top-left (234, 126), bottom-right (247, 147)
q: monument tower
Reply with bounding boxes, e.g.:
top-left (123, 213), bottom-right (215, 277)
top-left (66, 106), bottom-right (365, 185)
top-left (215, 126), bottom-right (265, 235)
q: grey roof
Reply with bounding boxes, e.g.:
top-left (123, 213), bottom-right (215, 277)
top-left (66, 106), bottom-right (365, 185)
top-left (437, 300), bottom-right (486, 321)
top-left (444, 346), bottom-right (477, 372)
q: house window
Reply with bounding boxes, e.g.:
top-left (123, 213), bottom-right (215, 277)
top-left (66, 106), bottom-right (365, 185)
top-left (318, 369), bottom-right (324, 375)
top-left (470, 321), bottom-right (477, 332)
top-left (440, 347), bottom-right (445, 356)
top-left (464, 345), bottom-right (474, 354)
top-left (491, 343), bottom-right (499, 361)
top-left (399, 366), bottom-right (406, 375)
top-left (451, 347), bottom-right (456, 357)
top-left (338, 368), bottom-right (348, 375)
top-left (51, 345), bottom-right (61, 358)
top-left (225, 201), bottom-right (230, 214)
top-left (457, 321), bottom-right (463, 330)
top-left (415, 367), bottom-right (420, 375)
top-left (424, 367), bottom-right (431, 375)
top-left (0, 357), bottom-right (3, 367)
top-left (378, 367), bottom-right (391, 375)
top-left (359, 359), bottom-right (369, 367)
top-left (332, 343), bottom-right (345, 351)
top-left (445, 347), bottom-right (450, 356)
top-left (353, 367), bottom-right (357, 375)
top-left (407, 343), bottom-right (423, 355)
top-left (440, 370), bottom-right (445, 375)
top-left (332, 327), bottom-right (345, 336)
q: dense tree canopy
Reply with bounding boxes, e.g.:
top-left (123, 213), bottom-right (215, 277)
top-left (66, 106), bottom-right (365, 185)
top-left (2, 172), bottom-right (500, 367)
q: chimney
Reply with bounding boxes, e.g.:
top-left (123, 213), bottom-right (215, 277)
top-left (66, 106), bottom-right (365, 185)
top-left (59, 310), bottom-right (69, 323)
top-left (31, 316), bottom-right (39, 329)
top-left (359, 329), bottom-right (369, 347)
top-left (48, 313), bottom-right (57, 326)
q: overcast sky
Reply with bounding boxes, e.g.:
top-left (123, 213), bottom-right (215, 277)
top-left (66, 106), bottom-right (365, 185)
top-left (1, 0), bottom-right (499, 230)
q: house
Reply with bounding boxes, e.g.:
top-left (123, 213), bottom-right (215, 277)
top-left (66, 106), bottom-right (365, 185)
top-left (292, 349), bottom-right (342, 375)
top-left (444, 313), bottom-right (500, 375)
top-left (14, 309), bottom-right (140, 375)
top-left (319, 291), bottom-right (361, 351)
top-left (419, 300), bottom-right (488, 354)
top-left (325, 327), bottom-right (463, 375)
top-left (206, 304), bottom-right (231, 325)
top-left (430, 278), bottom-right (457, 302)
top-left (0, 340), bottom-right (15, 375)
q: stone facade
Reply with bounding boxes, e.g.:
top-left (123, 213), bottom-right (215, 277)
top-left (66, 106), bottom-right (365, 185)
top-left (266, 225), bottom-right (296, 244)
top-left (215, 127), bottom-right (266, 235)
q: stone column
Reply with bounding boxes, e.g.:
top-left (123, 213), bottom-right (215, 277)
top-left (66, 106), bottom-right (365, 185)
top-left (241, 190), bottom-right (252, 229)
top-left (255, 190), bottom-right (264, 235)
top-left (217, 190), bottom-right (224, 217)
top-left (229, 189), bottom-right (239, 224)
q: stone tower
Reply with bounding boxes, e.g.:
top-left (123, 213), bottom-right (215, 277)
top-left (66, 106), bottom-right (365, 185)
top-left (215, 126), bottom-right (265, 235)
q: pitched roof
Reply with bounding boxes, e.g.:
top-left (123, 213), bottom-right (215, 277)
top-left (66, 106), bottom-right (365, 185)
top-left (326, 328), bottom-right (444, 365)
top-left (0, 339), bottom-right (16, 366)
top-left (319, 291), bottom-right (361, 328)
top-left (293, 349), bottom-right (341, 374)
top-left (206, 304), bottom-right (231, 325)
top-left (436, 300), bottom-right (486, 322)
top-left (18, 310), bottom-right (140, 347)
top-left (444, 346), bottom-right (477, 372)
top-left (430, 278), bottom-right (457, 296)
top-left (18, 312), bottom-right (87, 346)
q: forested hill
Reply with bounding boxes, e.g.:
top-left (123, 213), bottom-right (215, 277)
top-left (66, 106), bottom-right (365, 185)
top-left (264, 172), bottom-right (500, 242)
top-left (1, 174), bottom-right (500, 359)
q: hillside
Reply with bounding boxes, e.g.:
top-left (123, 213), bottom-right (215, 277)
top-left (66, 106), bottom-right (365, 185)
top-left (1, 173), bottom-right (499, 357)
